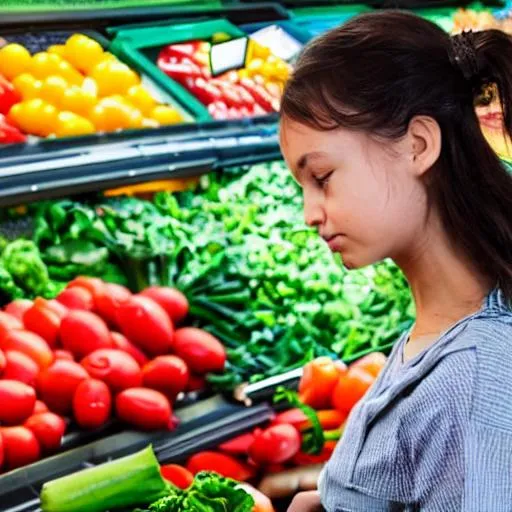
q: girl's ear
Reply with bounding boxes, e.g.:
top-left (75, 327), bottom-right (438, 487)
top-left (407, 115), bottom-right (442, 177)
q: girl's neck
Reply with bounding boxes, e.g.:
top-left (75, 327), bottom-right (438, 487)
top-left (395, 215), bottom-right (492, 360)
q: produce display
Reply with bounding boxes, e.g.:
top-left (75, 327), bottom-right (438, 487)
top-left (157, 38), bottom-right (290, 120)
top-left (36, 352), bottom-right (384, 511)
top-left (0, 161), bottom-right (413, 390)
top-left (0, 34), bottom-right (186, 141)
top-left (0, 276), bottom-right (227, 473)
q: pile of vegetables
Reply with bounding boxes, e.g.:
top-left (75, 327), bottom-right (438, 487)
top-left (0, 276), bottom-right (227, 473)
top-left (40, 444), bottom-right (271, 512)
top-left (0, 161), bottom-right (413, 390)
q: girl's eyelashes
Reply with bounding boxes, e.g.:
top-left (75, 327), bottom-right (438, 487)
top-left (313, 170), bottom-right (334, 187)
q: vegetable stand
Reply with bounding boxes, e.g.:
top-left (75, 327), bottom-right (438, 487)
top-left (0, 1), bottom-right (511, 511)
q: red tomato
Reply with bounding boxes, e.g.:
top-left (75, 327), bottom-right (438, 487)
top-left (248, 424), bottom-right (301, 465)
top-left (186, 373), bottom-right (205, 392)
top-left (38, 360), bottom-right (89, 415)
top-left (350, 352), bottom-right (387, 379)
top-left (2, 426), bottom-right (40, 470)
top-left (67, 277), bottom-right (105, 300)
top-left (95, 283), bottom-right (131, 328)
top-left (24, 412), bottom-right (66, 454)
top-left (110, 332), bottom-right (148, 367)
top-left (116, 388), bottom-right (172, 430)
top-left (219, 432), bottom-right (256, 455)
top-left (332, 367), bottom-right (375, 414)
top-left (0, 311), bottom-right (23, 341)
top-left (54, 349), bottom-right (74, 361)
top-left (173, 328), bottom-right (226, 374)
top-left (140, 287), bottom-right (189, 324)
top-left (299, 357), bottom-right (346, 409)
top-left (186, 451), bottom-right (254, 481)
top-left (73, 379), bottom-right (112, 429)
top-left (0, 330), bottom-right (53, 369)
top-left (116, 295), bottom-right (174, 356)
top-left (3, 350), bottom-right (39, 387)
top-left (23, 298), bottom-right (61, 349)
top-left (5, 299), bottom-right (33, 321)
top-left (142, 355), bottom-right (188, 399)
top-left (160, 464), bottom-right (194, 489)
top-left (46, 300), bottom-right (68, 319)
top-left (33, 400), bottom-right (49, 414)
top-left (81, 349), bottom-right (142, 393)
top-left (0, 380), bottom-right (36, 425)
top-left (57, 286), bottom-right (94, 311)
top-left (60, 310), bottom-right (113, 359)
top-left (0, 347), bottom-right (5, 374)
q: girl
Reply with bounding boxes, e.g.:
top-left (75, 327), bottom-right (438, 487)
top-left (280, 11), bottom-right (512, 512)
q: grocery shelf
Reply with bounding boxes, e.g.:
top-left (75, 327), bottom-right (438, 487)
top-left (0, 119), bottom-right (280, 207)
top-left (0, 395), bottom-right (274, 512)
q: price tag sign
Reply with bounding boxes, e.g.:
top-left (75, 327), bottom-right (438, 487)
top-left (249, 25), bottom-right (303, 62)
top-left (209, 37), bottom-right (249, 77)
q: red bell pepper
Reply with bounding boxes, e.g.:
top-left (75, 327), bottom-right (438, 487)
top-left (188, 78), bottom-right (223, 106)
top-left (157, 59), bottom-right (203, 85)
top-left (0, 75), bottom-right (20, 116)
top-left (160, 464), bottom-right (194, 489)
top-left (238, 78), bottom-right (278, 113)
top-left (0, 114), bottom-right (26, 144)
top-left (159, 41), bottom-right (207, 67)
top-left (186, 451), bottom-right (255, 481)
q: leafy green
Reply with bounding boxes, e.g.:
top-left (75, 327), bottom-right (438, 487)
top-left (134, 472), bottom-right (254, 512)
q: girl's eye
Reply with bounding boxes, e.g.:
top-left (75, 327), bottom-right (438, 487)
top-left (314, 170), bottom-right (334, 187)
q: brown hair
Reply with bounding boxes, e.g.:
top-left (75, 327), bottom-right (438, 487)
top-left (281, 11), bottom-right (512, 302)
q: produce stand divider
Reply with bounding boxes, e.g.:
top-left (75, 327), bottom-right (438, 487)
top-left (0, 396), bottom-right (274, 512)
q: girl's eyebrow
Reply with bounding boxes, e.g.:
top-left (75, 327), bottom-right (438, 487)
top-left (296, 151), bottom-right (328, 171)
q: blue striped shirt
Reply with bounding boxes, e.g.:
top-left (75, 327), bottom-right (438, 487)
top-left (319, 288), bottom-right (512, 511)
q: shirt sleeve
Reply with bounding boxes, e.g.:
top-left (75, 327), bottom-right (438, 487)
top-left (463, 424), bottom-right (512, 511)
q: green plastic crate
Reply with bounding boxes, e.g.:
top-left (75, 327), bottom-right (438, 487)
top-left (111, 19), bottom-right (246, 122)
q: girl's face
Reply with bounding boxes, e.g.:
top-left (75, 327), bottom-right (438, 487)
top-left (280, 119), bottom-right (430, 269)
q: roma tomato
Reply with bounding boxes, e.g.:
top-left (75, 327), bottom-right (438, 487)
top-left (186, 452), bottom-right (254, 481)
top-left (332, 367), bottom-right (375, 414)
top-left (219, 432), bottom-right (256, 455)
top-left (60, 310), bottom-right (113, 359)
top-left (110, 332), bottom-right (148, 367)
top-left (2, 350), bottom-right (39, 387)
top-left (54, 349), bottom-right (74, 361)
top-left (299, 357), bottom-right (346, 409)
top-left (23, 298), bottom-right (61, 349)
top-left (24, 412), bottom-right (66, 453)
top-left (160, 464), bottom-right (194, 489)
top-left (142, 355), bottom-right (188, 399)
top-left (0, 330), bottom-right (53, 369)
top-left (173, 328), bottom-right (226, 375)
top-left (116, 388), bottom-right (172, 430)
top-left (57, 286), bottom-right (94, 311)
top-left (0, 380), bottom-right (36, 425)
top-left (33, 400), bottom-right (49, 414)
top-left (140, 287), bottom-right (188, 324)
top-left (73, 379), bottom-right (112, 429)
top-left (81, 349), bottom-right (142, 393)
top-left (38, 360), bottom-right (89, 415)
top-left (95, 283), bottom-right (131, 328)
top-left (46, 300), bottom-right (69, 319)
top-left (116, 295), bottom-right (174, 356)
top-left (0, 311), bottom-right (23, 341)
top-left (350, 352), bottom-right (387, 379)
top-left (5, 299), bottom-right (33, 321)
top-left (67, 276), bottom-right (105, 300)
top-left (2, 426), bottom-right (40, 470)
top-left (248, 424), bottom-right (301, 465)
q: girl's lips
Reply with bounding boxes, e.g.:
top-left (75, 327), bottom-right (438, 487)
top-left (326, 235), bottom-right (345, 252)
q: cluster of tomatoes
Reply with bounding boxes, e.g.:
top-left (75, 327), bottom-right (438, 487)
top-left (0, 34), bottom-right (184, 141)
top-left (0, 277), bottom-right (226, 473)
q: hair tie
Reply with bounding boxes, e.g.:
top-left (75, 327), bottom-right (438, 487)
top-left (450, 30), bottom-right (479, 82)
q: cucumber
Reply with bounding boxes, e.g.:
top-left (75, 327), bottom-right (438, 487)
top-left (40, 445), bottom-right (168, 512)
